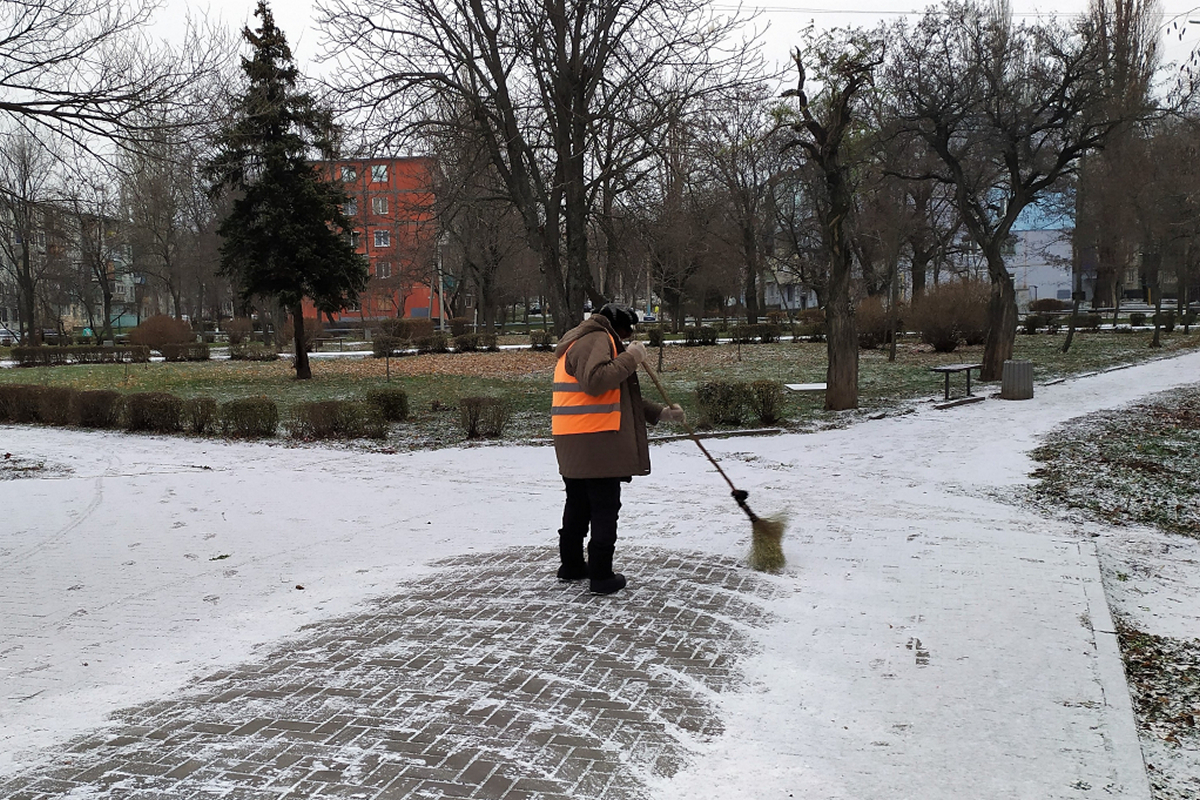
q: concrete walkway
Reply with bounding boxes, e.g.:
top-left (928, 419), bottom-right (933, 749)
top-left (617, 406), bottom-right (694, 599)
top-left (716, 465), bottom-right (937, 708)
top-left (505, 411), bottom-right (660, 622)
top-left (8, 351), bottom-right (1200, 798)
top-left (2, 547), bottom-right (781, 800)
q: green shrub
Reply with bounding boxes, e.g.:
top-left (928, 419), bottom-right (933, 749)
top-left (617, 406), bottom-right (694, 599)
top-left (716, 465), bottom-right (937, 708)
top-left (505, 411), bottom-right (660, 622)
top-left (646, 327), bottom-right (664, 347)
top-left (747, 380), bottom-right (785, 425)
top-left (529, 330), bottom-right (554, 351)
top-left (126, 392), bottom-right (184, 433)
top-left (77, 390), bottom-right (124, 429)
top-left (696, 381), bottom-right (751, 426)
top-left (182, 396), bottom-right (219, 434)
top-left (1129, 312), bottom-right (1147, 327)
top-left (229, 342), bottom-right (279, 361)
top-left (1153, 310), bottom-right (1176, 332)
top-left (289, 400), bottom-right (386, 440)
top-left (449, 317), bottom-right (470, 336)
top-left (366, 387), bottom-right (409, 422)
top-left (220, 396), bottom-right (278, 438)
top-left (479, 334), bottom-right (499, 351)
top-left (161, 342), bottom-right (211, 362)
top-left (1182, 311), bottom-right (1198, 327)
top-left (128, 315), bottom-right (194, 353)
top-left (1070, 313), bottom-right (1102, 330)
top-left (458, 396), bottom-right (511, 438)
top-left (1022, 313), bottom-right (1046, 334)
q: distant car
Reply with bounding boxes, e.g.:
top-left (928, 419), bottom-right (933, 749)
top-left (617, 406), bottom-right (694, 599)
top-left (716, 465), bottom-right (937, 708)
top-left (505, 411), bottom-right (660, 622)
top-left (528, 306), bottom-right (543, 316)
top-left (0, 324), bottom-right (17, 346)
top-left (642, 313), bottom-right (656, 323)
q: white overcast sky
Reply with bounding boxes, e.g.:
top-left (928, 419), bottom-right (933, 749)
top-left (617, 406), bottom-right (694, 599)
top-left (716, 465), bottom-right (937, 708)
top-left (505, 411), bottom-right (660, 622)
top-left (157, 1), bottom-right (1200, 73)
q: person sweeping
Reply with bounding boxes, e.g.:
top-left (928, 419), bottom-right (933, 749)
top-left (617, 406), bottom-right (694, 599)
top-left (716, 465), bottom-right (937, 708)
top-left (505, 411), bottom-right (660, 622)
top-left (551, 303), bottom-right (685, 594)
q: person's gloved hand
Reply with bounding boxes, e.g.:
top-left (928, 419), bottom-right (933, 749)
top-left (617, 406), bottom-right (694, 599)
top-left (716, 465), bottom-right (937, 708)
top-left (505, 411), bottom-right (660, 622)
top-left (625, 340), bottom-right (648, 364)
top-left (660, 404), bottom-right (686, 424)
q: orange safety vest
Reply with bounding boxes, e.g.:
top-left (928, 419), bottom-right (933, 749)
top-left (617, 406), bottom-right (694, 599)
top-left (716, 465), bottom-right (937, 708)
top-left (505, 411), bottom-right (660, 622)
top-left (552, 335), bottom-right (622, 435)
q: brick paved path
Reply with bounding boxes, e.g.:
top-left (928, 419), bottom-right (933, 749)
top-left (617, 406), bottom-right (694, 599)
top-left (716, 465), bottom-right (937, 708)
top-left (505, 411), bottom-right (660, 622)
top-left (1, 546), bottom-right (782, 800)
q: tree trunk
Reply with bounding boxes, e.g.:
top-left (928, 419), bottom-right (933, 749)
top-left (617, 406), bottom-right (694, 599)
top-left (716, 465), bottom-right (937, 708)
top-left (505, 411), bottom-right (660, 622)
top-left (1061, 294), bottom-right (1082, 354)
top-left (980, 260), bottom-right (1018, 381)
top-left (292, 302), bottom-right (311, 379)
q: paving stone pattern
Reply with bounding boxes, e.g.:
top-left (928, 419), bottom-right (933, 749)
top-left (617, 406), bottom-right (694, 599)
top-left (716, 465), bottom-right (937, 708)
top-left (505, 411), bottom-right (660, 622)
top-left (2, 546), bottom-right (782, 800)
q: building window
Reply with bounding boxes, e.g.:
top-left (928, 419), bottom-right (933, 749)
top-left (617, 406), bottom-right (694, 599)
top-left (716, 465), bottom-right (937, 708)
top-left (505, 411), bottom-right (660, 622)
top-left (350, 231), bottom-right (361, 250)
top-left (371, 196), bottom-right (389, 215)
top-left (376, 261), bottom-right (392, 279)
top-left (371, 164), bottom-right (388, 183)
top-left (344, 199), bottom-right (358, 216)
top-left (374, 230), bottom-right (391, 248)
top-left (341, 166), bottom-right (357, 182)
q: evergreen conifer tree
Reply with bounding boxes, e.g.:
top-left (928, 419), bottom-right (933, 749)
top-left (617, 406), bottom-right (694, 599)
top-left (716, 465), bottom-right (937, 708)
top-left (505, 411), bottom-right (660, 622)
top-left (207, 0), bottom-right (366, 379)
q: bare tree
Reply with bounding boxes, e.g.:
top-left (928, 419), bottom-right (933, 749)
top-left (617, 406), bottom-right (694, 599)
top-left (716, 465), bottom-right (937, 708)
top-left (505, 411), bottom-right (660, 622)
top-left (781, 28), bottom-right (883, 411)
top-left (0, 0), bottom-right (225, 155)
top-left (0, 133), bottom-right (62, 343)
top-left (886, 2), bottom-right (1132, 381)
top-left (319, 0), bottom-right (759, 335)
top-left (696, 86), bottom-right (787, 324)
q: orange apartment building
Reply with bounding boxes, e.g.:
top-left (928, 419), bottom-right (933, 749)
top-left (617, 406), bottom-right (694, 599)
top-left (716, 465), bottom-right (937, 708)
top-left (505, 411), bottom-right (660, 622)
top-left (307, 156), bottom-right (443, 324)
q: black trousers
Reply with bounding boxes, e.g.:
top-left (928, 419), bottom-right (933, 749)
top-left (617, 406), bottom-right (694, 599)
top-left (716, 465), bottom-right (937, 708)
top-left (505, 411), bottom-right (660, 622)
top-left (560, 477), bottom-right (623, 548)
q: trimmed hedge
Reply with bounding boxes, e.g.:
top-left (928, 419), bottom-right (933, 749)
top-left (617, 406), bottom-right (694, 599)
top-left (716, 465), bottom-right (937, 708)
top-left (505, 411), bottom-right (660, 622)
top-left (38, 386), bottom-right (78, 426)
top-left (1153, 310), bottom-right (1176, 332)
top-left (697, 381), bottom-right (752, 426)
top-left (12, 345), bottom-right (150, 367)
top-left (229, 342), bottom-right (279, 361)
top-left (161, 342), bottom-right (211, 362)
top-left (289, 400), bottom-right (387, 440)
top-left (182, 397), bottom-right (219, 434)
top-left (684, 326), bottom-right (719, 346)
top-left (747, 380), bottom-right (786, 425)
top-left (78, 390), bottom-right (124, 429)
top-left (459, 396), bottom-right (511, 438)
top-left (126, 392), bottom-right (184, 433)
top-left (529, 330), bottom-right (555, 351)
top-left (366, 387), bottom-right (409, 422)
top-left (453, 333), bottom-right (500, 352)
top-left (220, 396), bottom-right (278, 438)
top-left (1129, 312), bottom-right (1147, 326)
top-left (415, 333), bottom-right (450, 354)
top-left (372, 335), bottom-right (407, 358)
top-left (378, 318), bottom-right (435, 341)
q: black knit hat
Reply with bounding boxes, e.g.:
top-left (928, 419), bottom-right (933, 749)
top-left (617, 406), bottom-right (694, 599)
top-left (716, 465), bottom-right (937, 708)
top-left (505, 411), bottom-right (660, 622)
top-left (598, 303), bottom-right (639, 335)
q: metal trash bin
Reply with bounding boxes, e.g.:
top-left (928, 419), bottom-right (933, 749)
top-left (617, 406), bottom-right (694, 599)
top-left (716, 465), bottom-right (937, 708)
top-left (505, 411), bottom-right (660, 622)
top-left (1000, 359), bottom-right (1034, 400)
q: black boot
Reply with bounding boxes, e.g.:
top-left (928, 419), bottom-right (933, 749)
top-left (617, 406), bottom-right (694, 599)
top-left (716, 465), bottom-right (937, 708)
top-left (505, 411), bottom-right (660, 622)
top-left (587, 543), bottom-right (626, 595)
top-left (557, 530), bottom-right (588, 582)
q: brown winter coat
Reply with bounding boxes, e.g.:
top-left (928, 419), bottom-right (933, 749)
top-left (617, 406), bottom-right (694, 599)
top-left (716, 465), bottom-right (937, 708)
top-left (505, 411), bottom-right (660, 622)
top-left (552, 316), bottom-right (664, 479)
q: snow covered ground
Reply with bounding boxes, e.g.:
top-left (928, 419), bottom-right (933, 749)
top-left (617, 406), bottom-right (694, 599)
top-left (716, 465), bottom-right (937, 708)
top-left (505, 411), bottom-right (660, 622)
top-left (2, 349), bottom-right (1199, 797)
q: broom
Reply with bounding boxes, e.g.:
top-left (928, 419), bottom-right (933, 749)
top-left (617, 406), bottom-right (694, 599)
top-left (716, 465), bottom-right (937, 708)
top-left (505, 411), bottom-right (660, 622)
top-left (639, 360), bottom-right (787, 573)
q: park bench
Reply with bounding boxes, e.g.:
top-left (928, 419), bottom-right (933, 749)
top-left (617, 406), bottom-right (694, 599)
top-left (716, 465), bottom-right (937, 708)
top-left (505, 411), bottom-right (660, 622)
top-left (930, 363), bottom-right (983, 402)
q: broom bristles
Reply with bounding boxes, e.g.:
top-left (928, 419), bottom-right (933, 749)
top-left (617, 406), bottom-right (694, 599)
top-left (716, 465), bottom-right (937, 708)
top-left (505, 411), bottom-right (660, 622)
top-left (748, 514), bottom-right (787, 574)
